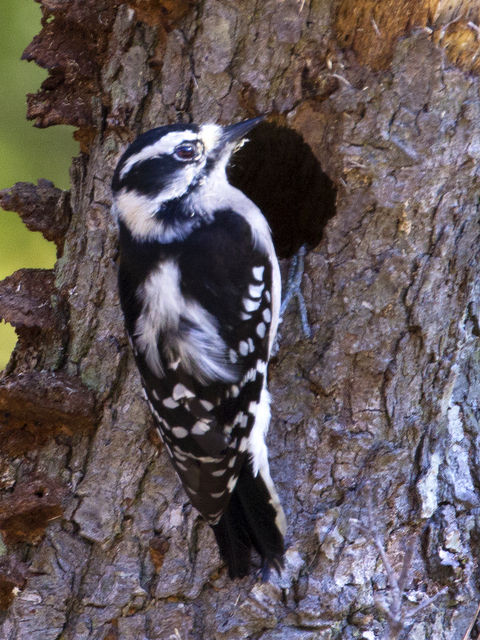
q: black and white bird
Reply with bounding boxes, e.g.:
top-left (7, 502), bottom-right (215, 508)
top-left (111, 117), bottom-right (285, 578)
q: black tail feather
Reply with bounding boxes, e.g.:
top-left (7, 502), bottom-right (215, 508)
top-left (211, 460), bottom-right (285, 579)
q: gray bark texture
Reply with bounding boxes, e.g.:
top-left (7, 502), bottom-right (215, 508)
top-left (0, 0), bottom-right (480, 638)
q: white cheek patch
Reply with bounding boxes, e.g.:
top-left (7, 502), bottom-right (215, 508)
top-left (252, 265), bottom-right (264, 280)
top-left (114, 160), bottom-right (206, 243)
top-left (115, 190), bottom-right (159, 238)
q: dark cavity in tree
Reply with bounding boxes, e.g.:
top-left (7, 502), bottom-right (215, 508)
top-left (227, 121), bottom-right (336, 259)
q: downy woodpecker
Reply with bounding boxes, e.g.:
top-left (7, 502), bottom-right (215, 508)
top-left (111, 117), bottom-right (285, 578)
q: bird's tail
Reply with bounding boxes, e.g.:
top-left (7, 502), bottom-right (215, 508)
top-left (211, 458), bottom-right (286, 579)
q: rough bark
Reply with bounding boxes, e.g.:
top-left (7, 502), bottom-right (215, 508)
top-left (1, 1), bottom-right (480, 638)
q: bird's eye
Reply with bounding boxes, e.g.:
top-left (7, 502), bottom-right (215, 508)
top-left (174, 142), bottom-right (202, 162)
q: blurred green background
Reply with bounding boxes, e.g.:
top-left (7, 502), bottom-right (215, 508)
top-left (0, 1), bottom-right (77, 368)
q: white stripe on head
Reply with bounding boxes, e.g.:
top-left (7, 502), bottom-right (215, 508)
top-left (120, 124), bottom-right (222, 182)
top-left (114, 158), bottom-right (209, 242)
top-left (119, 131), bottom-right (199, 180)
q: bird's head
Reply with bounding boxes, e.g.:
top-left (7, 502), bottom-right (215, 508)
top-left (112, 117), bottom-right (263, 243)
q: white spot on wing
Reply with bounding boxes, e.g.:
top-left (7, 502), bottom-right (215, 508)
top-left (172, 426), bottom-right (189, 438)
top-left (252, 265), bottom-right (264, 280)
top-left (249, 283), bottom-right (264, 299)
top-left (241, 368), bottom-right (257, 385)
top-left (243, 297), bottom-right (261, 312)
top-left (163, 397), bottom-right (179, 409)
top-left (239, 341), bottom-right (249, 356)
top-left (238, 437), bottom-right (248, 452)
top-left (172, 383), bottom-right (195, 400)
top-left (256, 359), bottom-right (267, 375)
top-left (256, 322), bottom-right (266, 338)
top-left (235, 413), bottom-right (249, 428)
top-left (192, 421), bottom-right (210, 435)
top-left (263, 308), bottom-right (271, 323)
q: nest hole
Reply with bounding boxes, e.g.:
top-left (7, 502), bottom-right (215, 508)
top-left (227, 121), bottom-right (336, 259)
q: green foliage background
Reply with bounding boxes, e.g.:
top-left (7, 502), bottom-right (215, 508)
top-left (0, 1), bottom-right (77, 368)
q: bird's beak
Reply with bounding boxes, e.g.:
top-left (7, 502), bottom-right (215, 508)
top-left (220, 116), bottom-right (264, 147)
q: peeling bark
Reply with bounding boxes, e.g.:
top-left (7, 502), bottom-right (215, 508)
top-left (0, 180), bottom-right (71, 249)
top-left (0, 371), bottom-right (97, 455)
top-left (0, 475), bottom-right (66, 545)
top-left (1, 0), bottom-right (480, 638)
top-left (0, 269), bottom-right (59, 331)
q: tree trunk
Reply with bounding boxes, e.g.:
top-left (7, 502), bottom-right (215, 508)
top-left (1, 1), bottom-right (480, 638)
